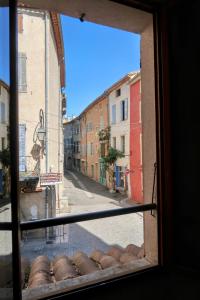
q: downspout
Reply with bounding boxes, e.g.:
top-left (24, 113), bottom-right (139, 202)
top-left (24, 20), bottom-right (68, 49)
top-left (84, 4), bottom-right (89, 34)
top-left (45, 11), bottom-right (49, 176)
top-left (57, 80), bottom-right (61, 210)
top-left (44, 12), bottom-right (49, 239)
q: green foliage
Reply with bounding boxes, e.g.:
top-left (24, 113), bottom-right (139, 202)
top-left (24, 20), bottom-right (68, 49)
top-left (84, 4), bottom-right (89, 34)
top-left (0, 148), bottom-right (10, 168)
top-left (101, 147), bottom-right (124, 167)
top-left (98, 126), bottom-right (110, 141)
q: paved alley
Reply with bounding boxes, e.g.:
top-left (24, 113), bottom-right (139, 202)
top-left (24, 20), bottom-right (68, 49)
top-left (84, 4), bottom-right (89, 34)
top-left (21, 171), bottom-right (144, 262)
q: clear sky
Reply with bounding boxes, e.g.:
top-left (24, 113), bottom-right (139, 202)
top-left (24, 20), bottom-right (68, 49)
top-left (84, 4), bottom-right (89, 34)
top-left (61, 15), bottom-right (140, 117)
top-left (0, 7), bottom-right (9, 85)
top-left (0, 10), bottom-right (140, 116)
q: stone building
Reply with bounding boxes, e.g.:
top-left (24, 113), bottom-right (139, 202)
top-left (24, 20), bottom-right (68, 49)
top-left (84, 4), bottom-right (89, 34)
top-left (79, 93), bottom-right (109, 184)
top-left (18, 8), bottom-right (66, 224)
top-left (108, 72), bottom-right (136, 196)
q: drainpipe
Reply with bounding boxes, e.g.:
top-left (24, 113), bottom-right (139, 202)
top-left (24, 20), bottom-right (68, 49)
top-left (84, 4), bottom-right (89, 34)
top-left (57, 86), bottom-right (61, 210)
top-left (45, 11), bottom-right (49, 176)
top-left (44, 12), bottom-right (49, 240)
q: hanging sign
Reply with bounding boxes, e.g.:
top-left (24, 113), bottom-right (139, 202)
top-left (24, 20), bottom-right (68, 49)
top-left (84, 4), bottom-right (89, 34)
top-left (40, 173), bottom-right (62, 186)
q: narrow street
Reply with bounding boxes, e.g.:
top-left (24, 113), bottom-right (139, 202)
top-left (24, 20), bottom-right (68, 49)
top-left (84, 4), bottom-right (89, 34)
top-left (60, 169), bottom-right (132, 213)
top-left (21, 170), bottom-right (144, 262)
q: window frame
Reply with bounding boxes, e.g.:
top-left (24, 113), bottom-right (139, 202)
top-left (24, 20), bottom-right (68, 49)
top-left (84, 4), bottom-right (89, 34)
top-left (2, 1), bottom-right (173, 299)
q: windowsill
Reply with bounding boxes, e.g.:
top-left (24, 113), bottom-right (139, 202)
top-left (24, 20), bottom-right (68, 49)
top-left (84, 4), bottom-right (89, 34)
top-left (22, 258), bottom-right (157, 300)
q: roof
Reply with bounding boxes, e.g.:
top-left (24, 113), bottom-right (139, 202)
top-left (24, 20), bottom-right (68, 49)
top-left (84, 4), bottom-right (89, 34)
top-left (106, 71), bottom-right (139, 94)
top-left (129, 71), bottom-right (141, 84)
top-left (63, 116), bottom-right (79, 126)
top-left (79, 71), bottom-right (139, 118)
top-left (50, 13), bottom-right (65, 88)
top-left (0, 79), bottom-right (9, 91)
top-left (79, 92), bottom-right (108, 118)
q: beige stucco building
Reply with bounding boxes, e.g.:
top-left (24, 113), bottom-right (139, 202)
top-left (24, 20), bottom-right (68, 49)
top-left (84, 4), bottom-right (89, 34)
top-left (18, 8), bottom-right (66, 221)
top-left (108, 73), bottom-right (135, 196)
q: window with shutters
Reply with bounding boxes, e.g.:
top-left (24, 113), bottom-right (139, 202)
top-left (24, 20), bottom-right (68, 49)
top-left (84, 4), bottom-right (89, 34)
top-left (18, 124), bottom-right (26, 172)
top-left (0, 102), bottom-right (5, 123)
top-left (121, 99), bottom-right (128, 121)
top-left (1, 137), bottom-right (5, 150)
top-left (111, 104), bottom-right (116, 124)
top-left (121, 135), bottom-right (125, 153)
top-left (18, 52), bottom-right (27, 92)
top-left (100, 115), bottom-right (104, 130)
top-left (112, 137), bottom-right (116, 149)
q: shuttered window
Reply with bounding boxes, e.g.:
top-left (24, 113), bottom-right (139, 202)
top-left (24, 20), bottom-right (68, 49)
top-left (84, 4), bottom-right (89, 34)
top-left (19, 124), bottom-right (26, 172)
top-left (121, 98), bottom-right (128, 121)
top-left (111, 104), bottom-right (116, 124)
top-left (125, 98), bottom-right (128, 119)
top-left (18, 52), bottom-right (27, 92)
top-left (0, 102), bottom-right (5, 123)
top-left (100, 115), bottom-right (104, 130)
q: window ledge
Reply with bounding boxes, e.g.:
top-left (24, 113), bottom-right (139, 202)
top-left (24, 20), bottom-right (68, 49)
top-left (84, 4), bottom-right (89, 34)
top-left (22, 258), bottom-right (156, 300)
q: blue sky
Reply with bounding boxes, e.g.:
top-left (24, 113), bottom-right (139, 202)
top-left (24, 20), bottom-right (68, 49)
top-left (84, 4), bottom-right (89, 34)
top-left (0, 10), bottom-right (140, 116)
top-left (61, 15), bottom-right (140, 117)
top-left (0, 8), bottom-right (9, 84)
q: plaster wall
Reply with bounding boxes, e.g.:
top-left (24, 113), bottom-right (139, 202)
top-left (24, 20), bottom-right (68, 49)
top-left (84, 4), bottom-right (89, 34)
top-left (0, 84), bottom-right (9, 152)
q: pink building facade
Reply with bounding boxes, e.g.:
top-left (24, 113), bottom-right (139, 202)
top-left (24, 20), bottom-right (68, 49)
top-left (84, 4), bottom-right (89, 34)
top-left (129, 74), bottom-right (143, 203)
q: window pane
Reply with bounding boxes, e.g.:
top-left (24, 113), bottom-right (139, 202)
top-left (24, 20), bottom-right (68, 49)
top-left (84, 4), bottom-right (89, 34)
top-left (0, 6), bottom-right (11, 221)
top-left (17, 3), bottom-right (158, 297)
top-left (21, 213), bottom-right (150, 299)
top-left (0, 231), bottom-right (13, 299)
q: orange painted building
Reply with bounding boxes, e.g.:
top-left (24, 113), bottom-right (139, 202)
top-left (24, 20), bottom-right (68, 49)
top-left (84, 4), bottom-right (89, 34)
top-left (80, 93), bottom-right (109, 184)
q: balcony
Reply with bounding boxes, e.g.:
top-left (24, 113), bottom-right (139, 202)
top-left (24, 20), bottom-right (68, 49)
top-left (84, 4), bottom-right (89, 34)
top-left (19, 156), bottom-right (41, 192)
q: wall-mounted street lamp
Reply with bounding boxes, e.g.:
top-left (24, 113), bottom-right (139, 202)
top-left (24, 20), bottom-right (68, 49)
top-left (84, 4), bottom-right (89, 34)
top-left (37, 127), bottom-right (46, 142)
top-left (37, 108), bottom-right (46, 143)
top-left (33, 109), bottom-right (46, 145)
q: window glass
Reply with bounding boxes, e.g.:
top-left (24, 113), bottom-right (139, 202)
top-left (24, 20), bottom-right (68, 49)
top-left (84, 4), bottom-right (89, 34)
top-left (17, 2), bottom-right (158, 298)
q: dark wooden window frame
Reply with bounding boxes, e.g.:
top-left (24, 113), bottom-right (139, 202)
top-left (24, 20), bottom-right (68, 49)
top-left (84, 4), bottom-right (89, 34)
top-left (0, 0), bottom-right (172, 299)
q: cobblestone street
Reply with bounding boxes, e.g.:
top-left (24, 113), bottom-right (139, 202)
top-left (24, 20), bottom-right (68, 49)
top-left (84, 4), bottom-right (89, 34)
top-left (21, 171), bottom-right (143, 262)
